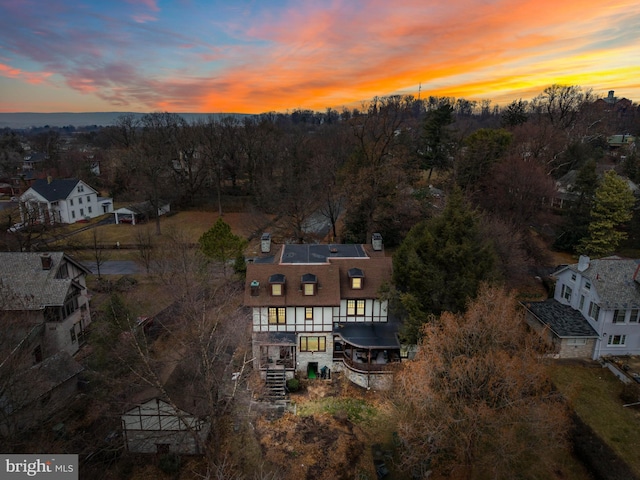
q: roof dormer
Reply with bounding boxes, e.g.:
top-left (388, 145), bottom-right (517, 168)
top-left (301, 273), bottom-right (317, 296)
top-left (269, 273), bottom-right (285, 296)
top-left (348, 268), bottom-right (364, 289)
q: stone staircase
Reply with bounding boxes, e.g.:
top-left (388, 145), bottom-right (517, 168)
top-left (265, 368), bottom-right (287, 399)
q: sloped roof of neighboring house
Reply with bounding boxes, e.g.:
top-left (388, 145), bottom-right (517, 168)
top-left (523, 300), bottom-right (599, 338)
top-left (1, 351), bottom-right (84, 414)
top-left (28, 178), bottom-right (80, 201)
top-left (122, 398), bottom-right (206, 431)
top-left (244, 244), bottom-right (392, 307)
top-left (0, 252), bottom-right (89, 310)
top-left (557, 256), bottom-right (640, 310)
top-left (114, 201), bottom-right (168, 216)
top-left (556, 170), bottom-right (578, 193)
top-left (608, 134), bottom-right (636, 148)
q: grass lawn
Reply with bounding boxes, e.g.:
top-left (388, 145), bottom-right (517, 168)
top-left (45, 210), bottom-right (274, 261)
top-left (549, 361), bottom-right (640, 476)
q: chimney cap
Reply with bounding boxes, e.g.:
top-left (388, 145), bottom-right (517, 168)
top-left (40, 253), bottom-right (53, 270)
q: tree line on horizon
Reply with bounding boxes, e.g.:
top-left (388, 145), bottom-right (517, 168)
top-left (1, 84), bottom-right (640, 477)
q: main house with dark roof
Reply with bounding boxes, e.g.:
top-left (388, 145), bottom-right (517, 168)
top-left (19, 178), bottom-right (113, 225)
top-left (523, 255), bottom-right (640, 359)
top-left (244, 234), bottom-right (400, 392)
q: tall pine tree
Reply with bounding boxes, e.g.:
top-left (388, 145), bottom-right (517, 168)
top-left (393, 189), bottom-right (499, 342)
top-left (579, 170), bottom-right (635, 257)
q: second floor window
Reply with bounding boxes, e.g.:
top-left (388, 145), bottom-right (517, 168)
top-left (347, 299), bottom-right (365, 316)
top-left (631, 309), bottom-right (639, 323)
top-left (561, 285), bottom-right (572, 302)
top-left (613, 310), bottom-right (626, 323)
top-left (268, 307), bottom-right (286, 324)
top-left (305, 307), bottom-right (313, 320)
top-left (588, 302), bottom-right (600, 321)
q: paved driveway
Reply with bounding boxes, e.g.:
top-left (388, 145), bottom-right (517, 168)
top-left (82, 260), bottom-right (142, 275)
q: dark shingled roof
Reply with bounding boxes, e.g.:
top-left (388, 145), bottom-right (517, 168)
top-left (5, 352), bottom-right (84, 412)
top-left (280, 243), bottom-right (367, 264)
top-left (0, 252), bottom-right (89, 310)
top-left (557, 257), bottom-right (640, 310)
top-left (334, 322), bottom-right (400, 349)
top-left (523, 299), bottom-right (599, 338)
top-left (30, 178), bottom-right (79, 201)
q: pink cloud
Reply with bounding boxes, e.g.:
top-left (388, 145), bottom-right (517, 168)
top-left (0, 63), bottom-right (52, 85)
top-left (2, 0), bottom-right (639, 113)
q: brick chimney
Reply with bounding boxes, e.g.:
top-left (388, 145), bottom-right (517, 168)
top-left (40, 253), bottom-right (53, 270)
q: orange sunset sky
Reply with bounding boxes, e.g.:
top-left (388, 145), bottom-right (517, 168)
top-left (0, 0), bottom-right (639, 114)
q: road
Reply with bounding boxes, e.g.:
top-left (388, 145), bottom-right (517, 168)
top-left (82, 260), bottom-right (142, 275)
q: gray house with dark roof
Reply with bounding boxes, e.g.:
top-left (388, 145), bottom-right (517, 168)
top-left (19, 178), bottom-right (113, 225)
top-left (523, 255), bottom-right (640, 359)
top-left (0, 252), bottom-right (92, 361)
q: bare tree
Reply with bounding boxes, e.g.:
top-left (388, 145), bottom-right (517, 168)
top-left (134, 226), bottom-right (155, 275)
top-left (89, 228), bottom-right (109, 278)
top-left (394, 285), bottom-right (569, 479)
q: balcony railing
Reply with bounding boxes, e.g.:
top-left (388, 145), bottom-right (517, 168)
top-left (335, 351), bottom-right (399, 373)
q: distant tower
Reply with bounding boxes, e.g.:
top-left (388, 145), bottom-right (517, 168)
top-left (606, 90), bottom-right (616, 104)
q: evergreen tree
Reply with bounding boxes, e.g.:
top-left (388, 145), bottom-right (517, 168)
top-left (419, 103), bottom-right (455, 179)
top-left (392, 189), bottom-right (499, 342)
top-left (554, 159), bottom-right (598, 252)
top-left (501, 99), bottom-right (528, 127)
top-left (456, 128), bottom-right (512, 191)
top-left (579, 170), bottom-right (635, 257)
top-left (198, 218), bottom-right (247, 276)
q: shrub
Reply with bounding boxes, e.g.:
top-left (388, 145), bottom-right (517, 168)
top-left (158, 453), bottom-right (181, 474)
top-left (619, 382), bottom-right (640, 405)
top-left (286, 378), bottom-right (301, 393)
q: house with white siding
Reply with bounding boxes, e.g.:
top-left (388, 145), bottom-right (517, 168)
top-left (244, 235), bottom-right (399, 392)
top-left (19, 178), bottom-right (113, 225)
top-left (523, 255), bottom-right (640, 359)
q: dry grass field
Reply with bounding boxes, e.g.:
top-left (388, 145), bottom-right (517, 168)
top-left (69, 210), bottom-right (273, 246)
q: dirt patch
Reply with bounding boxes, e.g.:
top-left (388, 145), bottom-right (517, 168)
top-left (255, 412), bottom-right (372, 480)
top-left (249, 378), bottom-right (386, 479)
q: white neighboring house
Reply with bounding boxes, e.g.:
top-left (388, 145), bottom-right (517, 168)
top-left (19, 178), bottom-right (113, 225)
top-left (523, 255), bottom-right (640, 359)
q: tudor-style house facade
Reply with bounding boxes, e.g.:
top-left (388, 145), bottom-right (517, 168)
top-left (524, 255), bottom-right (640, 359)
top-left (19, 178), bottom-right (113, 225)
top-left (244, 236), bottom-right (400, 391)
